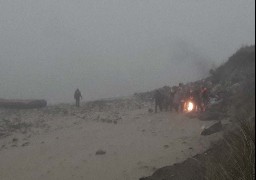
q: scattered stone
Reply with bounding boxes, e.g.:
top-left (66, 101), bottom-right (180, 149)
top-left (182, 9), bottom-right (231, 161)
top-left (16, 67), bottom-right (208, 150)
top-left (27, 134), bottom-right (32, 138)
top-left (163, 145), bottom-right (169, 149)
top-left (21, 142), bottom-right (30, 147)
top-left (0, 132), bottom-right (6, 137)
top-left (201, 121), bottom-right (222, 136)
top-left (95, 149), bottom-right (106, 155)
top-left (148, 108), bottom-right (153, 113)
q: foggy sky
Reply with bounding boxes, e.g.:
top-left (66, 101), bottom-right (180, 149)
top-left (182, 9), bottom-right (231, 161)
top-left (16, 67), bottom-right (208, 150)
top-left (0, 0), bottom-right (255, 103)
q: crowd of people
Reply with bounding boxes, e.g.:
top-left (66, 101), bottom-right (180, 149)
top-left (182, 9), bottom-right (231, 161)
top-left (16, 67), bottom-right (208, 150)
top-left (73, 83), bottom-right (210, 111)
top-left (153, 83), bottom-right (210, 113)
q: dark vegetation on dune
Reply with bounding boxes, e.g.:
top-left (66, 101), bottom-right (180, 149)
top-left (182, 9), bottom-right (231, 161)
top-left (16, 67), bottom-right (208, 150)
top-left (140, 45), bottom-right (255, 180)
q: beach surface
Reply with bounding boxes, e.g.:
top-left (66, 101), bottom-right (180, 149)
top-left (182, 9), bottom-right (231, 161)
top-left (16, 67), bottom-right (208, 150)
top-left (0, 97), bottom-right (221, 180)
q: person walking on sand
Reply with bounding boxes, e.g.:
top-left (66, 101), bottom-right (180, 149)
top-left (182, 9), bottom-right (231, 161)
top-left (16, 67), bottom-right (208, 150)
top-left (74, 88), bottom-right (82, 107)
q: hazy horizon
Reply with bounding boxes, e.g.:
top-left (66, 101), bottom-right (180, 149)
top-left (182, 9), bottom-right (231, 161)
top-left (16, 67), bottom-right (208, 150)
top-left (0, 0), bottom-right (255, 104)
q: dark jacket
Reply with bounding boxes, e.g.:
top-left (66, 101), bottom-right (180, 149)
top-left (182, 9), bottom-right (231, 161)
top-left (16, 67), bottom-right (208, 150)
top-left (74, 89), bottom-right (82, 100)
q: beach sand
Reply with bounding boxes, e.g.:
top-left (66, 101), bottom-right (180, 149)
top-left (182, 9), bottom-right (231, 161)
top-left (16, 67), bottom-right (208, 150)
top-left (0, 97), bottom-right (222, 180)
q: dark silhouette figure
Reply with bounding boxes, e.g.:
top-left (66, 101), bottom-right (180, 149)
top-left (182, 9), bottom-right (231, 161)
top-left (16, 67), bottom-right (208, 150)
top-left (201, 87), bottom-right (209, 111)
top-left (192, 88), bottom-right (202, 112)
top-left (162, 91), bottom-right (173, 112)
top-left (169, 90), bottom-right (175, 111)
top-left (154, 90), bottom-right (164, 113)
top-left (162, 93), bottom-right (170, 112)
top-left (74, 89), bottom-right (82, 107)
top-left (173, 88), bottom-right (182, 113)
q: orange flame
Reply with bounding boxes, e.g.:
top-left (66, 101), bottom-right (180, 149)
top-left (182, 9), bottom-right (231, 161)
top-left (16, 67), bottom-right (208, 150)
top-left (187, 101), bottom-right (194, 112)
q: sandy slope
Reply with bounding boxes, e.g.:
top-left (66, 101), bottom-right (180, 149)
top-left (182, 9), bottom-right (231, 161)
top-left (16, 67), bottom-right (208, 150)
top-left (0, 99), bottom-right (221, 180)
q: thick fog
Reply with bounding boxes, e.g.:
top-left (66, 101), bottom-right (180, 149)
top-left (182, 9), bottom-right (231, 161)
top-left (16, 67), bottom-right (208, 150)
top-left (0, 0), bottom-right (255, 104)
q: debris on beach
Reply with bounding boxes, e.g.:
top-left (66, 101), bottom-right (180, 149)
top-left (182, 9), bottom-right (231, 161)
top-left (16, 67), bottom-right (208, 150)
top-left (95, 149), bottom-right (106, 155)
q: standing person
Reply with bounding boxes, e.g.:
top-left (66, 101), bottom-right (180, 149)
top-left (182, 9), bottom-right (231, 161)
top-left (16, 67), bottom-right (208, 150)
top-left (193, 87), bottom-right (202, 112)
top-left (201, 87), bottom-right (209, 112)
top-left (179, 87), bottom-right (186, 113)
top-left (169, 89), bottom-right (175, 111)
top-left (173, 89), bottom-right (181, 113)
top-left (162, 90), bottom-right (171, 112)
top-left (74, 89), bottom-right (82, 107)
top-left (154, 90), bottom-right (163, 113)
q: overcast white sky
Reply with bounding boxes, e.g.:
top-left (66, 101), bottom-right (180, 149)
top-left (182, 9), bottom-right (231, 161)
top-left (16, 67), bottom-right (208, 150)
top-left (0, 0), bottom-right (255, 103)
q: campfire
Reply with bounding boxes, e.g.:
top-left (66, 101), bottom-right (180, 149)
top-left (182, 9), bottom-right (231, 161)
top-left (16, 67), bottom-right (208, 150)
top-left (184, 100), bottom-right (195, 113)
